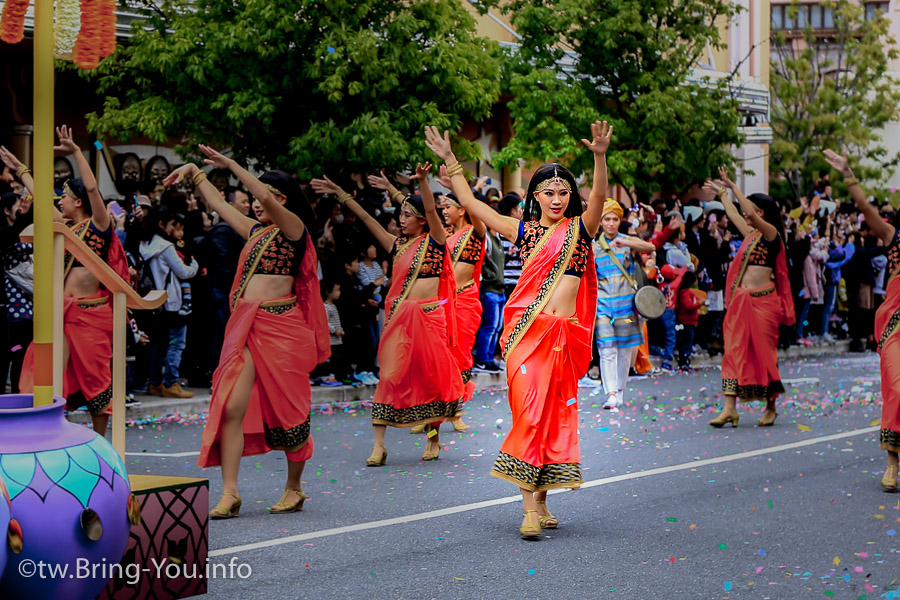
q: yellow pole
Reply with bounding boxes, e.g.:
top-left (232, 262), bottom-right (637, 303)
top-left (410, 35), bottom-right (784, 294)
top-left (32, 0), bottom-right (55, 407)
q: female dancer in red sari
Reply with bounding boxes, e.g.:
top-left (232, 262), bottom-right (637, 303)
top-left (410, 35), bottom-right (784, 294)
top-left (426, 121), bottom-right (611, 539)
top-left (703, 168), bottom-right (794, 428)
top-left (823, 149), bottom-right (899, 491)
top-left (19, 126), bottom-right (129, 437)
top-left (311, 164), bottom-right (463, 465)
top-left (167, 146), bottom-right (329, 519)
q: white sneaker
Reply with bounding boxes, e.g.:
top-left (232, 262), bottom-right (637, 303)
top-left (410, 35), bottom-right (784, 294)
top-left (578, 376), bottom-right (601, 388)
top-left (364, 371), bottom-right (380, 385)
top-left (602, 394), bottom-right (621, 410)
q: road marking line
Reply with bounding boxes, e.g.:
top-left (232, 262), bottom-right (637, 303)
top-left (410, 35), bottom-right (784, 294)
top-left (782, 377), bottom-right (820, 385)
top-left (125, 451), bottom-right (200, 458)
top-left (209, 425), bottom-right (879, 557)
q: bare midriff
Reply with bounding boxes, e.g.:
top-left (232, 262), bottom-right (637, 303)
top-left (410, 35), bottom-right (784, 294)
top-left (242, 273), bottom-right (296, 301)
top-left (64, 267), bottom-right (101, 298)
top-left (453, 262), bottom-right (476, 286)
top-left (740, 265), bottom-right (775, 290)
top-left (541, 274), bottom-right (581, 317)
top-left (407, 278), bottom-right (440, 300)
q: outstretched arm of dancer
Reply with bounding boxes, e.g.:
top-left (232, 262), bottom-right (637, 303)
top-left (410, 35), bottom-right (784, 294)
top-left (0, 146), bottom-right (35, 198)
top-left (702, 175), bottom-right (753, 239)
top-left (409, 162), bottom-right (446, 245)
top-left (368, 170), bottom-right (406, 207)
top-left (424, 126), bottom-right (519, 243)
top-left (719, 167), bottom-right (778, 241)
top-left (438, 165), bottom-right (487, 237)
top-left (198, 145), bottom-right (305, 241)
top-left (55, 125), bottom-right (108, 231)
top-left (580, 120), bottom-right (613, 238)
top-left (310, 176), bottom-right (397, 252)
top-left (823, 149), bottom-right (895, 245)
top-left (163, 163), bottom-right (258, 240)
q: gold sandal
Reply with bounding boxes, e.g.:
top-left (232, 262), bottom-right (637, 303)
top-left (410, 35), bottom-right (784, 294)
top-left (366, 445), bottom-right (388, 467)
top-left (421, 439), bottom-right (441, 461)
top-left (209, 492), bottom-right (241, 519)
top-left (451, 417), bottom-right (469, 432)
top-left (709, 412), bottom-right (739, 428)
top-left (409, 424), bottom-right (426, 434)
top-left (757, 410), bottom-right (778, 427)
top-left (882, 464), bottom-right (898, 492)
top-left (536, 500), bottom-right (558, 529)
top-left (269, 488), bottom-right (307, 514)
top-left (519, 510), bottom-right (541, 540)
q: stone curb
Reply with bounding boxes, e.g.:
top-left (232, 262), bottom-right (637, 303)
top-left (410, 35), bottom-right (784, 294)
top-left (69, 340), bottom-right (854, 424)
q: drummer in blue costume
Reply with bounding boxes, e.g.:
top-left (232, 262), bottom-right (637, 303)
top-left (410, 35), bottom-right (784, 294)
top-left (593, 200), bottom-right (655, 409)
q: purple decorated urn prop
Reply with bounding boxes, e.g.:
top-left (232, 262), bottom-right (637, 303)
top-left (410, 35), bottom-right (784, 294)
top-left (0, 395), bottom-right (132, 599)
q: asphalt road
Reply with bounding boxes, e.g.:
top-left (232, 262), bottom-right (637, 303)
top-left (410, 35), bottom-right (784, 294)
top-left (122, 352), bottom-right (899, 600)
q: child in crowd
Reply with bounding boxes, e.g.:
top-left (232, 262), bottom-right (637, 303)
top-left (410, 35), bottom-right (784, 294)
top-left (319, 280), bottom-right (346, 386)
top-left (172, 216), bottom-right (194, 317)
top-left (676, 270), bottom-right (702, 370)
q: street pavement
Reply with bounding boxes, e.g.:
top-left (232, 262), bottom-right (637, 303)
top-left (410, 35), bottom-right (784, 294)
top-left (121, 351), bottom-right (899, 600)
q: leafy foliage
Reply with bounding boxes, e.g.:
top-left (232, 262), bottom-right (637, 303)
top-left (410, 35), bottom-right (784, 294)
top-left (79, 0), bottom-right (501, 177)
top-left (770, 0), bottom-right (900, 200)
top-left (493, 0), bottom-right (744, 203)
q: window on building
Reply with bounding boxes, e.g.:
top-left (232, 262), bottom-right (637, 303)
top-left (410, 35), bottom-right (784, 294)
top-left (865, 1), bottom-right (889, 20)
top-left (772, 4), bottom-right (785, 29)
top-left (823, 6), bottom-right (835, 28)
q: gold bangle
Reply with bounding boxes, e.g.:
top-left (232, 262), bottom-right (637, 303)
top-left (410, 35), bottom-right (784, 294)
top-left (191, 171), bottom-right (207, 186)
top-left (389, 189), bottom-right (404, 201)
top-left (337, 192), bottom-right (352, 204)
top-left (446, 163), bottom-right (465, 178)
top-left (717, 188), bottom-right (728, 199)
top-left (15, 166), bottom-right (30, 178)
top-left (844, 176), bottom-right (859, 188)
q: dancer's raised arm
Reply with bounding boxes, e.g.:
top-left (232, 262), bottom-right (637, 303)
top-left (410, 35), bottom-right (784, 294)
top-left (408, 162), bottom-right (445, 245)
top-left (0, 146), bottom-right (34, 198)
top-left (580, 120), bottom-right (613, 237)
top-left (198, 144), bottom-right (304, 240)
top-left (703, 175), bottom-right (753, 239)
top-left (425, 126), bottom-right (519, 243)
top-left (55, 125), bottom-right (108, 231)
top-left (824, 149), bottom-right (895, 245)
top-left (437, 165), bottom-right (486, 238)
top-left (310, 176), bottom-right (396, 252)
top-left (718, 167), bottom-right (778, 241)
top-left (164, 163), bottom-right (258, 240)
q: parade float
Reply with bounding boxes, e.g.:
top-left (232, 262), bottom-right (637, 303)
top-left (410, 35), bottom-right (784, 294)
top-left (0, 2), bottom-right (209, 598)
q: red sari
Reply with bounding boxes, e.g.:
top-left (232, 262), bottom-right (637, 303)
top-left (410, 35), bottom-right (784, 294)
top-left (875, 238), bottom-right (900, 453)
top-left (447, 224), bottom-right (485, 404)
top-left (198, 226), bottom-right (329, 467)
top-left (721, 232), bottom-right (794, 402)
top-left (490, 218), bottom-right (597, 491)
top-left (371, 234), bottom-right (464, 427)
top-left (20, 219), bottom-right (129, 415)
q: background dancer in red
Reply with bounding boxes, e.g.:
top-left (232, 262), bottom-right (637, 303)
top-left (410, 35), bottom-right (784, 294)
top-left (426, 121), bottom-right (610, 540)
top-left (824, 149), bottom-right (899, 491)
top-left (704, 168), bottom-right (794, 428)
top-left (311, 165), bottom-right (463, 465)
top-left (170, 146), bottom-right (328, 519)
top-left (20, 126), bottom-right (129, 436)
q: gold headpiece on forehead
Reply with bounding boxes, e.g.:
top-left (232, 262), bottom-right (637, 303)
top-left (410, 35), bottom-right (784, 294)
top-left (403, 198), bottom-right (424, 219)
top-left (446, 194), bottom-right (462, 208)
top-left (533, 166), bottom-right (572, 195)
top-left (62, 181), bottom-right (77, 200)
top-left (263, 183), bottom-right (285, 197)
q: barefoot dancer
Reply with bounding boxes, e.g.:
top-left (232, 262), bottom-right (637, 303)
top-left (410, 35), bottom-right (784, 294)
top-left (703, 169), bottom-right (794, 429)
top-left (425, 121), bottom-right (610, 539)
top-left (823, 149), bottom-right (900, 491)
top-left (174, 146), bottom-right (329, 519)
top-left (311, 164), bottom-right (463, 465)
top-left (19, 126), bottom-right (129, 436)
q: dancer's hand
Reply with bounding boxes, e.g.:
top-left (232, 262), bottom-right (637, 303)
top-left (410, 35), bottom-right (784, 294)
top-left (702, 178), bottom-right (725, 195)
top-left (0, 146), bottom-right (24, 171)
top-left (163, 164), bottom-right (198, 187)
top-left (717, 166), bottom-right (736, 189)
top-left (54, 125), bottom-right (80, 154)
top-left (409, 162), bottom-right (433, 181)
top-left (823, 149), bottom-right (853, 178)
top-left (198, 144), bottom-right (233, 170)
top-left (437, 164), bottom-right (454, 189)
top-left (581, 120), bottom-right (613, 155)
top-left (367, 170), bottom-right (393, 191)
top-left (424, 126), bottom-right (454, 162)
top-left (310, 175), bottom-right (346, 197)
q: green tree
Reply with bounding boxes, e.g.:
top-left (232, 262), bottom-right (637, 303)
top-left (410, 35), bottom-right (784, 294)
top-left (492, 0), bottom-right (744, 204)
top-left (770, 0), bottom-right (900, 201)
top-left (80, 0), bottom-right (500, 177)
